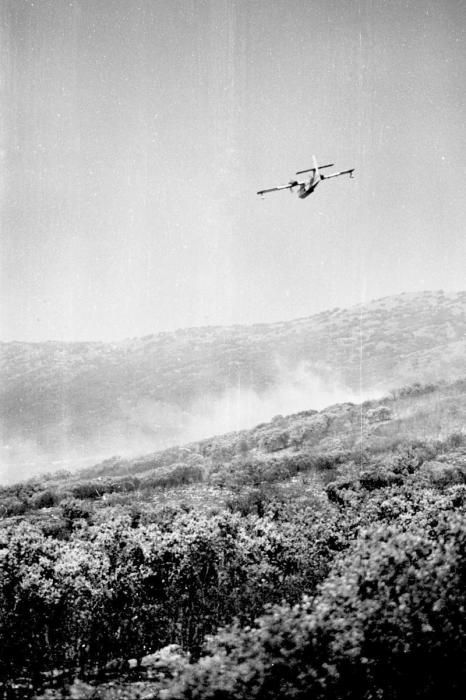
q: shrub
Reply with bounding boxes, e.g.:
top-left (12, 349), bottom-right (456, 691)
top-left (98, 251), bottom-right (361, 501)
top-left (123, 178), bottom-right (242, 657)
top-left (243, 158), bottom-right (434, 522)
top-left (29, 489), bottom-right (59, 510)
top-left (140, 464), bottom-right (204, 491)
top-left (0, 503), bottom-right (343, 689)
top-left (70, 481), bottom-right (103, 500)
top-left (445, 431), bottom-right (465, 449)
top-left (258, 429), bottom-right (289, 452)
top-left (0, 496), bottom-right (26, 518)
top-left (359, 467), bottom-right (403, 491)
top-left (225, 484), bottom-right (280, 517)
top-left (60, 498), bottom-right (93, 525)
top-left (163, 510), bottom-right (466, 700)
top-left (420, 460), bottom-right (466, 487)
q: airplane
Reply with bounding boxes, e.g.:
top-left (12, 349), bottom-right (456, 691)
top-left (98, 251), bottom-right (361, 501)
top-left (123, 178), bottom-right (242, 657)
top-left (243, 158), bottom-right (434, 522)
top-left (257, 156), bottom-right (355, 199)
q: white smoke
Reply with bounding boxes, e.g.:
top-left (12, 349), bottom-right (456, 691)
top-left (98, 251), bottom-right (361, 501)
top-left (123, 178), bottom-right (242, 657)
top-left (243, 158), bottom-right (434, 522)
top-left (182, 362), bottom-right (377, 441)
top-left (0, 363), bottom-right (381, 484)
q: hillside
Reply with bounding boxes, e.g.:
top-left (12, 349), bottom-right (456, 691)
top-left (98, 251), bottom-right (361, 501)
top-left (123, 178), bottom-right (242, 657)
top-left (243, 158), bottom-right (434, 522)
top-left (1, 290), bottom-right (465, 481)
top-left (1, 375), bottom-right (465, 523)
top-left (0, 377), bottom-right (465, 698)
top-left (0, 301), bottom-right (465, 698)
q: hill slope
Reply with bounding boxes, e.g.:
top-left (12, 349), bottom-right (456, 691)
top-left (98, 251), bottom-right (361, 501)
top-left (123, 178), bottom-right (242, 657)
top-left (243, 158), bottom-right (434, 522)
top-left (0, 376), bottom-right (465, 698)
top-left (1, 290), bottom-right (465, 480)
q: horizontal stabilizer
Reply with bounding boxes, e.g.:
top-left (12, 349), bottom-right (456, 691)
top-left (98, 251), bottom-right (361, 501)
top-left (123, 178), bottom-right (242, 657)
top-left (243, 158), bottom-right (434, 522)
top-left (296, 163), bottom-right (334, 175)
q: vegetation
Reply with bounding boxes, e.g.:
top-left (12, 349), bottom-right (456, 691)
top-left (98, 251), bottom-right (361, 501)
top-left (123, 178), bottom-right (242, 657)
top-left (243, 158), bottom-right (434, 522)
top-left (0, 377), bottom-right (465, 698)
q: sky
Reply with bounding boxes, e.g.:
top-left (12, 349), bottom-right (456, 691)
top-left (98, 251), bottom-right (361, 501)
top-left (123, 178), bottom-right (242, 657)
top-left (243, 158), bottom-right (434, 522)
top-left (1, 0), bottom-right (465, 342)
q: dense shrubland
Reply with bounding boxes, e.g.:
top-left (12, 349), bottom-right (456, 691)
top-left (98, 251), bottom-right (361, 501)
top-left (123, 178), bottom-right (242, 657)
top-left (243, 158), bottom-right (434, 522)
top-left (0, 378), bottom-right (466, 698)
top-left (0, 501), bottom-right (343, 694)
top-left (164, 501), bottom-right (466, 700)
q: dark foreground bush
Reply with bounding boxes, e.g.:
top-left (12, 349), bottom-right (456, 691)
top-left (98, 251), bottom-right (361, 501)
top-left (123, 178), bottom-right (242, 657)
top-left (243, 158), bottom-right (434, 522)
top-left (0, 503), bottom-right (340, 692)
top-left (164, 509), bottom-right (466, 700)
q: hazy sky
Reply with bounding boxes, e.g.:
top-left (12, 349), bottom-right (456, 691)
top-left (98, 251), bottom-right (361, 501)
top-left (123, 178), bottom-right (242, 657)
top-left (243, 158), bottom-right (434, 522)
top-left (2, 0), bottom-right (465, 342)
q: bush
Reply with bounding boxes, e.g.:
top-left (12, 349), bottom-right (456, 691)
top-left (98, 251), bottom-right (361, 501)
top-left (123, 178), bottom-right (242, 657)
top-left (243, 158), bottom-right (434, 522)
top-left (420, 460), bottom-right (466, 487)
top-left (140, 464), bottom-right (204, 491)
top-left (70, 481), bottom-right (104, 500)
top-left (60, 498), bottom-right (93, 525)
top-left (359, 467), bottom-right (403, 491)
top-left (0, 496), bottom-right (26, 517)
top-left (29, 489), bottom-right (59, 510)
top-left (225, 484), bottom-right (280, 517)
top-left (163, 510), bottom-right (466, 700)
top-left (445, 431), bottom-right (465, 449)
top-left (0, 503), bottom-right (342, 688)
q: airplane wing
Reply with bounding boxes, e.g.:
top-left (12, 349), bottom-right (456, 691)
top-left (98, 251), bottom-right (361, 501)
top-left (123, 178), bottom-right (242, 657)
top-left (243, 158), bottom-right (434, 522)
top-left (321, 168), bottom-right (355, 180)
top-left (257, 181), bottom-right (304, 196)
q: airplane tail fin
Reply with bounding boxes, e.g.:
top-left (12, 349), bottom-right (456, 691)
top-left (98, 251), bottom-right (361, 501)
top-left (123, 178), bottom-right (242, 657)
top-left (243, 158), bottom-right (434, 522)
top-left (312, 155), bottom-right (322, 182)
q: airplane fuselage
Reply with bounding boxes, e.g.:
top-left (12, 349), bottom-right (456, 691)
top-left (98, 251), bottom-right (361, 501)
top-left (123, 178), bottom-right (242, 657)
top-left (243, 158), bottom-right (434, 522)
top-left (298, 178), bottom-right (320, 198)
